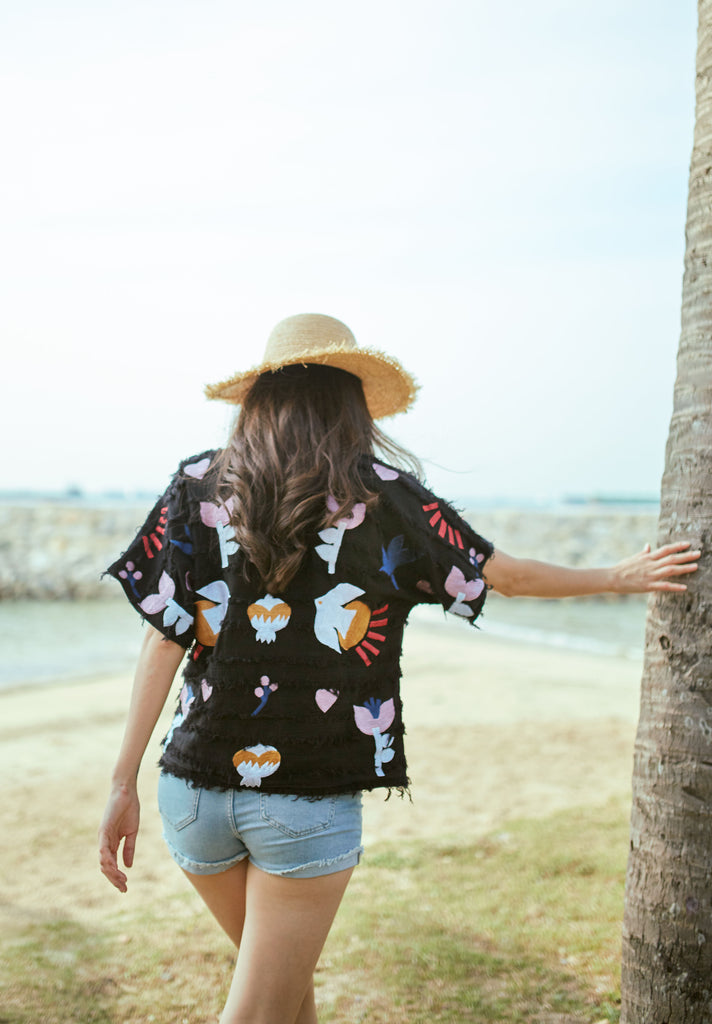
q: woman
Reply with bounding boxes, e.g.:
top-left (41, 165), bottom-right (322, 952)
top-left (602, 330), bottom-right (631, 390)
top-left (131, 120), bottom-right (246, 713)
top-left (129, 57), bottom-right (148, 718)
top-left (99, 313), bottom-right (699, 1024)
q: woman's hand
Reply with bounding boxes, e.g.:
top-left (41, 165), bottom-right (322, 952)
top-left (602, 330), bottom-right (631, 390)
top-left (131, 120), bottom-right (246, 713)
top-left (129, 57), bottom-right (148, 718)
top-left (98, 783), bottom-right (140, 893)
top-left (612, 541), bottom-right (701, 594)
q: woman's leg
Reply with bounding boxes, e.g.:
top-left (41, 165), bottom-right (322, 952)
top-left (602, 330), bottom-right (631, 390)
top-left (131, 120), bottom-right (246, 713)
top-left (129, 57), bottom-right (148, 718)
top-left (182, 860), bottom-right (248, 947)
top-left (183, 860), bottom-right (350, 1024)
top-left (219, 861), bottom-right (354, 1024)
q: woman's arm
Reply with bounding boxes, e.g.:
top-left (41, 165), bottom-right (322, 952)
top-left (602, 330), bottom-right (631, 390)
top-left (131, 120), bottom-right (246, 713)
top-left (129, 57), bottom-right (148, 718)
top-left (98, 625), bottom-right (185, 892)
top-left (484, 542), bottom-right (700, 598)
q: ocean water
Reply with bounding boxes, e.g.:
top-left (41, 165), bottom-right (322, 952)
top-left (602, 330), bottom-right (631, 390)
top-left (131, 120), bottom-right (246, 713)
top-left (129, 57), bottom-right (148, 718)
top-left (0, 595), bottom-right (649, 692)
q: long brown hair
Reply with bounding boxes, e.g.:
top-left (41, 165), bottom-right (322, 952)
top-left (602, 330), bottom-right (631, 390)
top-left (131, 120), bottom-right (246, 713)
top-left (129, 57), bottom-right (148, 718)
top-left (212, 363), bottom-right (420, 592)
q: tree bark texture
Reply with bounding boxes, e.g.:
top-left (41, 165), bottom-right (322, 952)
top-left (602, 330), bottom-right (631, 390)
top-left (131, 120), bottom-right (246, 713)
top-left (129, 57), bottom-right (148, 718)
top-left (621, 2), bottom-right (712, 1021)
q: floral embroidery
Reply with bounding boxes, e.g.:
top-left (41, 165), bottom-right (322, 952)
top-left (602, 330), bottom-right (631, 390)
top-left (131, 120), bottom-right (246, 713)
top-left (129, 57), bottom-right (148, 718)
top-left (468, 547), bottom-right (486, 569)
top-left (195, 580), bottom-right (230, 646)
top-left (252, 675), bottom-right (278, 716)
top-left (118, 561), bottom-right (143, 599)
top-left (109, 447), bottom-right (494, 795)
top-left (139, 571), bottom-right (194, 635)
top-left (248, 595), bottom-right (292, 643)
top-left (232, 744), bottom-right (281, 787)
top-left (444, 565), bottom-right (485, 617)
top-left (422, 501), bottom-right (464, 550)
top-left (199, 498), bottom-right (239, 567)
top-left (315, 497), bottom-right (366, 574)
top-left (379, 535), bottom-right (416, 589)
top-left (315, 688), bottom-right (339, 712)
top-left (313, 585), bottom-right (388, 665)
top-left (142, 506), bottom-right (168, 559)
top-left (373, 463), bottom-right (399, 481)
top-left (353, 697), bottom-right (396, 776)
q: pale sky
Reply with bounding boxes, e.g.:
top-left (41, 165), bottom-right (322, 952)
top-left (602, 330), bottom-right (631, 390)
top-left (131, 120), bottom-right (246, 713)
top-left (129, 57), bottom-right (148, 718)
top-left (0, 0), bottom-right (698, 503)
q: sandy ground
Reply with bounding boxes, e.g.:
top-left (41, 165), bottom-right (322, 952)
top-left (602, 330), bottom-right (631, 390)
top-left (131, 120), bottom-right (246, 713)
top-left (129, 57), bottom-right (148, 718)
top-left (0, 618), bottom-right (642, 933)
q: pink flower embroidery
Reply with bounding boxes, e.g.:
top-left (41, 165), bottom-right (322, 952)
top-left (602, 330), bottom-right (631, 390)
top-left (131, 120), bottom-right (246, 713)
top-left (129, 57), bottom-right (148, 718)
top-left (138, 571), bottom-right (194, 635)
top-left (315, 497), bottom-right (367, 574)
top-left (353, 697), bottom-right (396, 777)
top-left (199, 498), bottom-right (239, 567)
top-left (444, 566), bottom-right (485, 617)
top-left (252, 675), bottom-right (278, 716)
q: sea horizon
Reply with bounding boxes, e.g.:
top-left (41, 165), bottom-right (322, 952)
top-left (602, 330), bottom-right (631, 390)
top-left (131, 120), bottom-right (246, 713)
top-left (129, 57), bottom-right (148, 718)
top-left (0, 488), bottom-right (661, 514)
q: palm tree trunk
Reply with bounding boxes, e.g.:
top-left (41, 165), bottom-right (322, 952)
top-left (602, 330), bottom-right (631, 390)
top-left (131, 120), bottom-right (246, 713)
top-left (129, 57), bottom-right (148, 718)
top-left (621, 2), bottom-right (712, 1020)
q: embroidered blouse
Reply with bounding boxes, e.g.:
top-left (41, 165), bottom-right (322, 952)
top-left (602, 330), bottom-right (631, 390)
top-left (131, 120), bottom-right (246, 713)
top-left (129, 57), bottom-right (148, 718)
top-left (107, 451), bottom-right (493, 796)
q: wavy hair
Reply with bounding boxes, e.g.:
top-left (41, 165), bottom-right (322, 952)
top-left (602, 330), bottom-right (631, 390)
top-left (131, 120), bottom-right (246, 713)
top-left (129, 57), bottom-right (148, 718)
top-left (211, 363), bottom-right (420, 592)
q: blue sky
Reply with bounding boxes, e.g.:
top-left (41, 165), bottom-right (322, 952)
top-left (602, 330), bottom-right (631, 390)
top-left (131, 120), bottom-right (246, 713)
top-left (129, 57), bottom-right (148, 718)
top-left (0, 0), bottom-right (698, 502)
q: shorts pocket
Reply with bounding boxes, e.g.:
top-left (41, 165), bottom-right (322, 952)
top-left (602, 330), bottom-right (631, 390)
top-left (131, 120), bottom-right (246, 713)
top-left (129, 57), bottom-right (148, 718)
top-left (158, 772), bottom-right (201, 831)
top-left (260, 794), bottom-right (336, 837)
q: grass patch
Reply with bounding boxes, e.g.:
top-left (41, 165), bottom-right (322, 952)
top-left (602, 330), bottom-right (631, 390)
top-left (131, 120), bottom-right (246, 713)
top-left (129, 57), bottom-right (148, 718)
top-left (1, 799), bottom-right (628, 1023)
top-left (320, 798), bottom-right (627, 1023)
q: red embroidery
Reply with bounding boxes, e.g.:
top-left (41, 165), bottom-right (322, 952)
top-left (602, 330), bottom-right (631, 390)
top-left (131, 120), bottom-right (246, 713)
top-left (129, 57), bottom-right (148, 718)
top-left (421, 502), bottom-right (465, 550)
top-left (354, 604), bottom-right (389, 667)
top-left (142, 506), bottom-right (168, 559)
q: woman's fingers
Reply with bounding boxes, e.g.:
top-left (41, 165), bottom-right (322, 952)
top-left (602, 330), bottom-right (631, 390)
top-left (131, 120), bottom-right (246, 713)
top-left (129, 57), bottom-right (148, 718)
top-left (649, 541), bottom-right (701, 561)
top-left (646, 542), bottom-right (700, 590)
top-left (122, 833), bottom-right (136, 869)
top-left (650, 558), bottom-right (699, 575)
top-left (98, 833), bottom-right (128, 892)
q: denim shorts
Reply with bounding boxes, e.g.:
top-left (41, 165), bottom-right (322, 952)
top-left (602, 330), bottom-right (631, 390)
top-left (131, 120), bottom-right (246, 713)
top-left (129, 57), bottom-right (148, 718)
top-left (157, 772), bottom-right (363, 879)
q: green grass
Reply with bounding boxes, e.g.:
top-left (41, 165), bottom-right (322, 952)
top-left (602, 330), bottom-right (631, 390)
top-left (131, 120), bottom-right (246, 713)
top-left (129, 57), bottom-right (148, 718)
top-left (0, 799), bottom-right (628, 1023)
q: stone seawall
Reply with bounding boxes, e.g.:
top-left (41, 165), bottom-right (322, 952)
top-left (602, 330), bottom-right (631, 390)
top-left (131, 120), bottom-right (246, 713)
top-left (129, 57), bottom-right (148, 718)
top-left (0, 502), bottom-right (659, 601)
top-left (0, 503), bottom-right (151, 600)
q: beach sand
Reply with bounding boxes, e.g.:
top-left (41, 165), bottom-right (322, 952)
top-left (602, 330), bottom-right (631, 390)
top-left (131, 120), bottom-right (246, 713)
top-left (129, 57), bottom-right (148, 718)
top-left (0, 617), bottom-right (642, 938)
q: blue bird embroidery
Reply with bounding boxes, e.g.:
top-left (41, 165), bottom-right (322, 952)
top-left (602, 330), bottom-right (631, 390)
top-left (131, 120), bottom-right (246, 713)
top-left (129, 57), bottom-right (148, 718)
top-left (170, 524), bottom-right (193, 555)
top-left (379, 535), bottom-right (416, 590)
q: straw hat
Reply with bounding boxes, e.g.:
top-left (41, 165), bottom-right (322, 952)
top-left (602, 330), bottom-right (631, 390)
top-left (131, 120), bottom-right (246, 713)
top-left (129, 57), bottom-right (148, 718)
top-left (204, 313), bottom-right (418, 419)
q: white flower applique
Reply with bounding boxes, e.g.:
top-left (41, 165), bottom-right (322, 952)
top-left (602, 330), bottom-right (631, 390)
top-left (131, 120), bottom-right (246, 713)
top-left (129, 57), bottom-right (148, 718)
top-left (247, 595), bottom-right (292, 643)
top-left (232, 744), bottom-right (281, 788)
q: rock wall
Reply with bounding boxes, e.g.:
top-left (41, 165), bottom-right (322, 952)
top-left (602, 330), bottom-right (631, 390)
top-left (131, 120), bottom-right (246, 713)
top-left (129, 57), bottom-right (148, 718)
top-left (467, 507), bottom-right (660, 569)
top-left (0, 503), bottom-right (150, 600)
top-left (0, 501), bottom-right (659, 601)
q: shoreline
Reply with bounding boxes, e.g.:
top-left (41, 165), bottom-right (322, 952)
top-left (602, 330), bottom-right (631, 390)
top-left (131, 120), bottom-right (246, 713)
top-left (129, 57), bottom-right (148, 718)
top-left (0, 593), bottom-right (649, 694)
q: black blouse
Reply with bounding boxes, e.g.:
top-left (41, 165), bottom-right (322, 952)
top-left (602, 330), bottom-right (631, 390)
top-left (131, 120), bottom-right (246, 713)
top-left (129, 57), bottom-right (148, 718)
top-left (107, 451), bottom-right (493, 795)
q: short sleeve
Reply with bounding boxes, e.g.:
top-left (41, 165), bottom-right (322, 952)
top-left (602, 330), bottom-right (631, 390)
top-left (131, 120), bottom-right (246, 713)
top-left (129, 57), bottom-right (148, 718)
top-left (106, 474), bottom-right (199, 649)
top-left (374, 468), bottom-right (494, 626)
